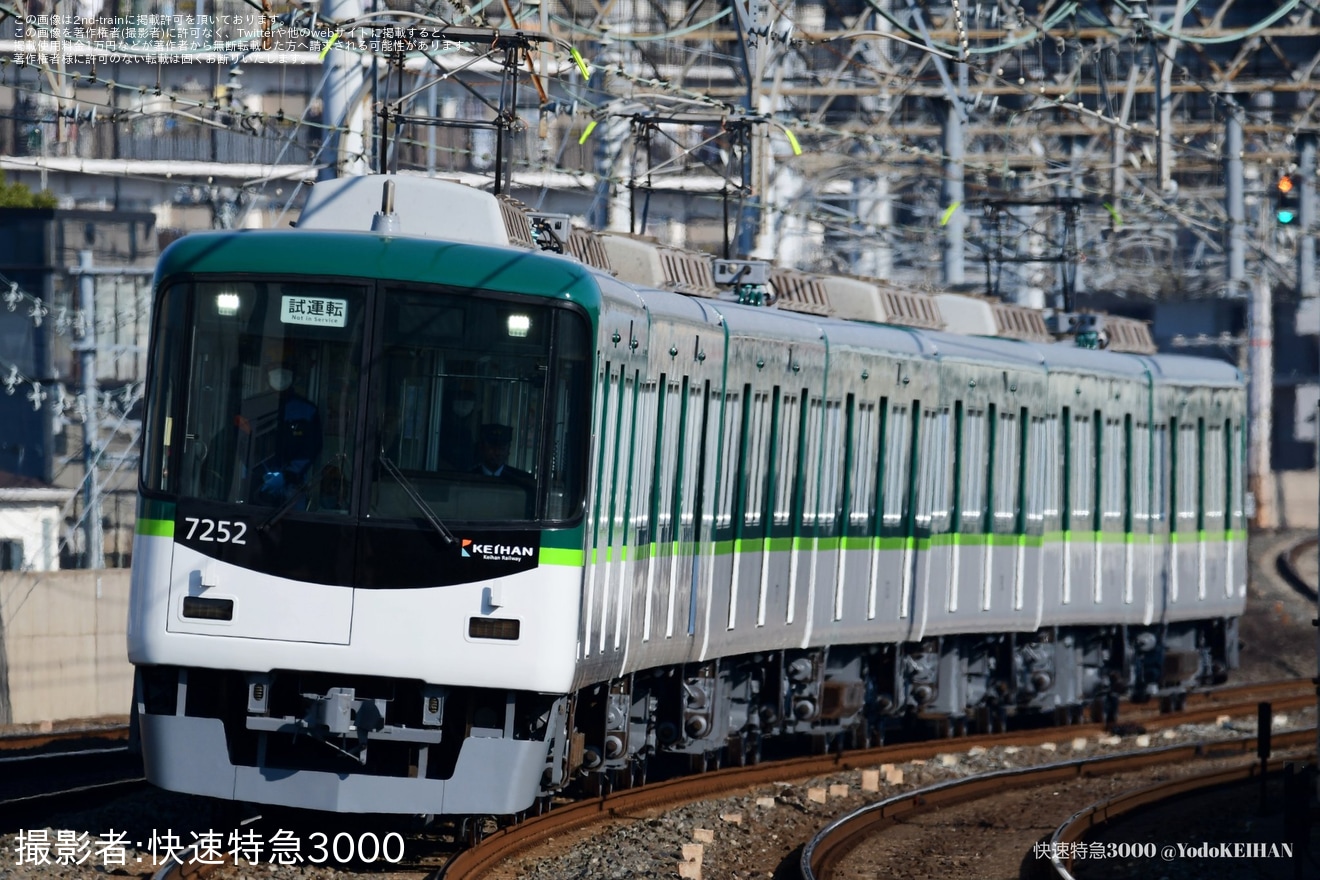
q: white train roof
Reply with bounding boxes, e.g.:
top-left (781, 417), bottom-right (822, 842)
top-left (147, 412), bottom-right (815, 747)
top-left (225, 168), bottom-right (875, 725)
top-left (295, 175), bottom-right (1174, 369)
top-left (1144, 353), bottom-right (1242, 386)
top-left (299, 174), bottom-right (511, 246)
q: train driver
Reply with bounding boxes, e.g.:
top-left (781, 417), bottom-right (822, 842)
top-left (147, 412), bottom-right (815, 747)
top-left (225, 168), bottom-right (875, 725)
top-left (238, 358), bottom-right (324, 506)
top-left (468, 423), bottom-right (534, 493)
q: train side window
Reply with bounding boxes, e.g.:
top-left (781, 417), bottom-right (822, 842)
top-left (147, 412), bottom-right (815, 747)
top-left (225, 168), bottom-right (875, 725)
top-left (1099, 417), bottom-right (1124, 530)
top-left (1026, 415), bottom-right (1048, 529)
top-left (1175, 420), bottom-right (1198, 529)
top-left (676, 379), bottom-right (704, 530)
top-left (1204, 418), bottom-right (1224, 529)
top-left (1228, 419), bottom-right (1242, 528)
top-left (655, 378), bottom-right (682, 534)
top-left (915, 408), bottom-right (951, 533)
top-left (743, 390), bottom-right (771, 528)
top-left (592, 363), bottom-right (626, 546)
top-left (614, 372), bottom-right (637, 538)
top-left (849, 400), bottom-right (878, 528)
top-left (1131, 420), bottom-right (1149, 530)
top-left (992, 409), bottom-right (1019, 531)
top-left (1044, 413), bottom-right (1061, 523)
top-left (881, 404), bottom-right (911, 528)
top-left (818, 399), bottom-right (844, 528)
top-left (802, 397), bottom-right (824, 526)
top-left (1151, 423), bottom-right (1168, 525)
top-left (631, 380), bottom-right (659, 541)
top-left (774, 394), bottom-right (801, 526)
top-left (716, 390), bottom-right (742, 530)
top-left (1069, 412), bottom-right (1093, 530)
top-left (143, 283), bottom-right (188, 495)
top-left (959, 408), bottom-right (987, 532)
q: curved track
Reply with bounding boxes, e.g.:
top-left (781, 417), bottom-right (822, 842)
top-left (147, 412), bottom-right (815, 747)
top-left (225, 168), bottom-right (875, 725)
top-left (799, 728), bottom-right (1315, 880)
top-left (435, 679), bottom-right (1313, 880)
top-left (1039, 754), bottom-right (1308, 880)
top-left (1276, 534), bottom-right (1319, 600)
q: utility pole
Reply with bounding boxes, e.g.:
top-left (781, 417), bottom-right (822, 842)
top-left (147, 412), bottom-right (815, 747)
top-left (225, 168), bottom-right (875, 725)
top-left (941, 100), bottom-right (965, 286)
top-left (321, 0), bottom-right (367, 178)
top-left (76, 251), bottom-right (104, 569)
top-left (1299, 131), bottom-right (1317, 298)
top-left (1223, 102), bottom-right (1245, 295)
top-left (1247, 273), bottom-right (1274, 529)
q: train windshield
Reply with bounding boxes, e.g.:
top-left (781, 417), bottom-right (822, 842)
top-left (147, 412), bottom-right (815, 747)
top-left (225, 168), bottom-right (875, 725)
top-left (144, 279), bottom-right (590, 526)
top-left (368, 287), bottom-right (590, 524)
top-left (168, 281), bottom-right (368, 513)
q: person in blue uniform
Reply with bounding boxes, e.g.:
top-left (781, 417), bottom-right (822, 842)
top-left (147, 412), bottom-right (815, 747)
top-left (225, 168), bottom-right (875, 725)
top-left (238, 360), bottom-right (323, 506)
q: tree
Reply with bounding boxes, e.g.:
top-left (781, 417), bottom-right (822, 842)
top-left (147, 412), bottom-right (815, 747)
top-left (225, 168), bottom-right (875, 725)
top-left (0, 171), bottom-right (58, 209)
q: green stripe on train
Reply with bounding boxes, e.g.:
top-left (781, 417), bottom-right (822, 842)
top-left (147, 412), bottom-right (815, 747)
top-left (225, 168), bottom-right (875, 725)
top-left (136, 518), bottom-right (174, 537)
top-left (540, 547), bottom-right (585, 566)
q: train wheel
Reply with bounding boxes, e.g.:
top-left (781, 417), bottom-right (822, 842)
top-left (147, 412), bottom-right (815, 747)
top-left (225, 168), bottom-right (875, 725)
top-left (809, 732), bottom-right (829, 755)
top-left (631, 759), bottom-right (649, 787)
top-left (728, 733), bottom-right (745, 767)
top-left (1104, 693), bottom-right (1120, 726)
top-left (975, 707), bottom-right (992, 734)
top-left (461, 818), bottom-right (484, 848)
top-left (609, 768), bottom-right (631, 792)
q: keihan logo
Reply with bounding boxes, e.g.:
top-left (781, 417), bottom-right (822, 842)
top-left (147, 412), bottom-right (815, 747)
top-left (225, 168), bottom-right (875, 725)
top-left (460, 539), bottom-right (536, 563)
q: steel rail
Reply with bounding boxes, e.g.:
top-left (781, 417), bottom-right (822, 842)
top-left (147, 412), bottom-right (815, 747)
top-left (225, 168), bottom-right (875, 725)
top-left (1276, 535), bottom-right (1319, 602)
top-left (1043, 753), bottom-right (1313, 880)
top-left (437, 682), bottom-right (1311, 880)
top-left (799, 728), bottom-right (1315, 880)
top-left (0, 723), bottom-right (129, 752)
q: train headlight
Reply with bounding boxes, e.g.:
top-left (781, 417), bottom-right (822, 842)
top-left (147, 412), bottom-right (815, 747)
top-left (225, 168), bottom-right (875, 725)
top-left (506, 314), bottom-right (530, 337)
top-left (422, 685), bottom-right (446, 726)
top-left (247, 673), bottom-right (272, 714)
top-left (215, 292), bottom-right (241, 316)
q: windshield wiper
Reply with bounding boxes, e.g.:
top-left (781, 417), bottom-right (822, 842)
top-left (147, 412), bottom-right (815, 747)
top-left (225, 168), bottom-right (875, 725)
top-left (379, 454), bottom-right (456, 545)
top-left (258, 453), bottom-right (345, 532)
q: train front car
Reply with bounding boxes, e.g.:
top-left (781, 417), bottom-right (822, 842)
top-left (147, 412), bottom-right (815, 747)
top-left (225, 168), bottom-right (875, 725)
top-left (129, 183), bottom-right (597, 815)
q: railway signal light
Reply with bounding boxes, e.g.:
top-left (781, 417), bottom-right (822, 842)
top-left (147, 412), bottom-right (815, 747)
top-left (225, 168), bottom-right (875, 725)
top-left (1275, 174), bottom-right (1298, 225)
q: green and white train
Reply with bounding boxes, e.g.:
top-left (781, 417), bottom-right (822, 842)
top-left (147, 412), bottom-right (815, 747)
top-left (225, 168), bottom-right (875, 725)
top-left (129, 174), bottom-right (1246, 816)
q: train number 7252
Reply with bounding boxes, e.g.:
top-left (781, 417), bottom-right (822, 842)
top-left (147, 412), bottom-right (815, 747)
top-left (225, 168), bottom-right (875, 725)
top-left (182, 517), bottom-right (248, 545)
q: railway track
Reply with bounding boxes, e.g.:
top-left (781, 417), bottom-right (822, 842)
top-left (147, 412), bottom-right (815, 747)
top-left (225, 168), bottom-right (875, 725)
top-left (0, 747), bottom-right (145, 828)
top-left (433, 679), bottom-right (1313, 880)
top-left (106, 678), bottom-right (1315, 880)
top-left (1277, 534), bottom-right (1320, 600)
top-left (798, 729), bottom-right (1315, 880)
top-left (0, 722), bottom-right (129, 753)
top-left (1042, 755), bottom-right (1313, 880)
